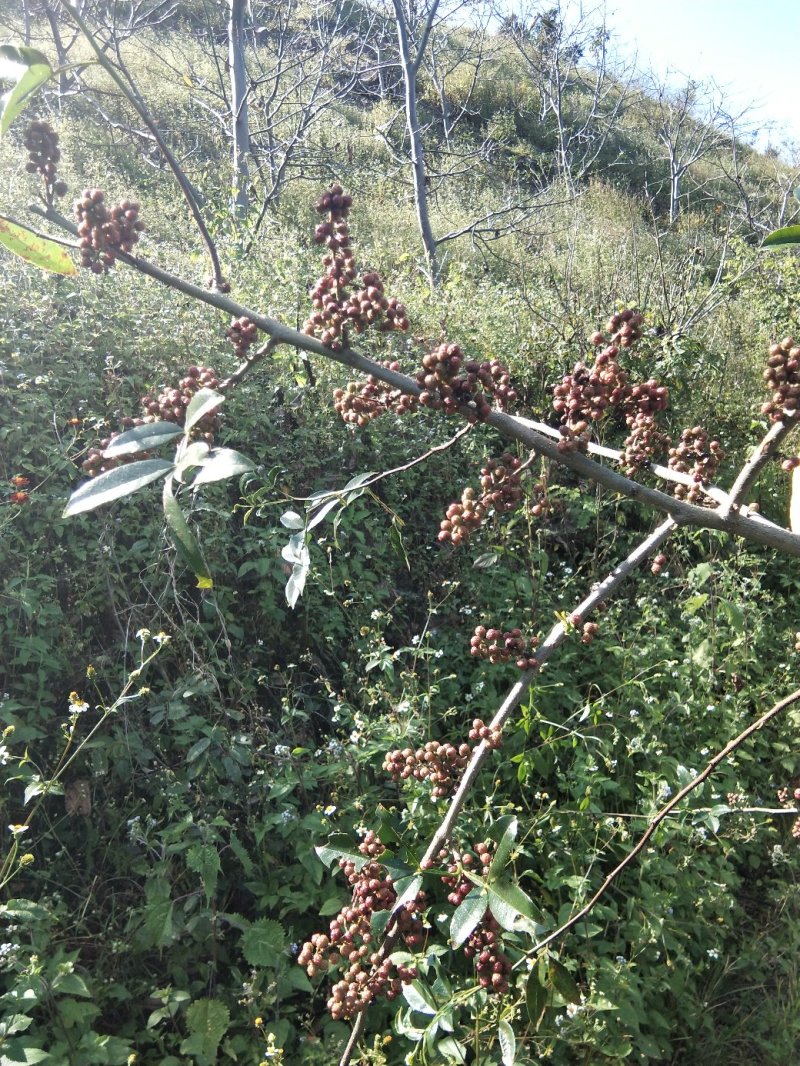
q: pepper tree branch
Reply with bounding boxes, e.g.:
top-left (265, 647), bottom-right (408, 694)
top-left (338, 516), bottom-right (678, 1065)
top-left (60, 1), bottom-right (225, 287)
top-left (529, 685), bottom-right (800, 956)
top-left (341, 408), bottom-right (795, 1061)
top-left (28, 200), bottom-right (800, 558)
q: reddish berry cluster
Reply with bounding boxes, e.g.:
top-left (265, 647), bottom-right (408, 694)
top-left (304, 186), bottom-right (409, 351)
top-left (667, 427), bottom-right (724, 501)
top-left (442, 843), bottom-right (511, 992)
top-left (554, 310), bottom-right (670, 459)
top-left (443, 841), bottom-right (496, 906)
top-left (470, 626), bottom-right (539, 671)
top-left (333, 361), bottom-right (418, 426)
top-left (142, 365), bottom-right (221, 432)
top-left (777, 785), bottom-right (800, 840)
top-left (465, 911), bottom-right (512, 993)
top-left (227, 316), bottom-right (258, 359)
top-left (383, 740), bottom-right (472, 798)
top-left (622, 413), bottom-right (672, 475)
top-left (581, 621), bottom-right (599, 644)
top-left (81, 366), bottom-right (221, 477)
top-left (650, 553), bottom-right (667, 576)
top-left (602, 308), bottom-right (644, 348)
top-left (75, 189), bottom-right (143, 273)
top-left (762, 336), bottom-right (800, 422)
top-left (297, 832), bottom-right (423, 1020)
top-left (24, 119), bottom-right (67, 204)
top-left (467, 718), bottom-right (503, 748)
top-left (416, 343), bottom-right (516, 421)
top-left (553, 346), bottom-right (629, 451)
top-left (438, 453), bottom-right (526, 546)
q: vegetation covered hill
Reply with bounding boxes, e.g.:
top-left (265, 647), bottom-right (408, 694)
top-left (2, 3), bottom-right (800, 1064)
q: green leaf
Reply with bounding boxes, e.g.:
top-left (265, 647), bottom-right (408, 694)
top-left (64, 459), bottom-right (173, 516)
top-left (0, 45), bottom-right (53, 135)
top-left (763, 225), bottom-right (800, 247)
top-left (488, 815), bottom-right (518, 878)
top-left (282, 532), bottom-right (310, 608)
top-left (548, 959), bottom-right (581, 1004)
top-left (192, 447), bottom-right (255, 485)
top-left (186, 843), bottom-right (220, 903)
top-left (51, 972), bottom-right (91, 997)
top-left (436, 1037), bottom-right (467, 1063)
top-left (498, 1019), bottom-right (516, 1065)
top-left (181, 998), bottom-right (230, 1058)
top-left (525, 968), bottom-right (548, 1027)
top-left (0, 1045), bottom-right (51, 1064)
top-left (103, 421), bottom-right (183, 457)
top-left (173, 440), bottom-right (210, 480)
top-left (0, 214), bottom-right (75, 275)
top-left (402, 980), bottom-right (437, 1015)
top-left (487, 879), bottom-right (537, 929)
top-left (473, 552), bottom-right (500, 569)
top-left (280, 510), bottom-right (304, 529)
top-left (315, 834), bottom-right (368, 870)
top-left (162, 479), bottom-right (213, 587)
top-left (241, 918), bottom-right (286, 967)
top-left (392, 873), bottom-right (423, 915)
top-left (184, 388), bottom-right (224, 431)
top-left (0, 1014), bottom-right (33, 1037)
top-left (450, 887), bottom-right (487, 949)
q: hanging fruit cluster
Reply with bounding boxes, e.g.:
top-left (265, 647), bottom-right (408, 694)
top-left (24, 118), bottom-right (68, 205)
top-left (296, 832), bottom-right (424, 1020)
top-left (438, 453), bottom-right (533, 546)
top-left (75, 189), bottom-right (143, 273)
top-left (80, 366), bottom-right (221, 477)
top-left (303, 185), bottom-right (409, 351)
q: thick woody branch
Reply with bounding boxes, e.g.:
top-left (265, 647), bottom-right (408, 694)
top-left (29, 203), bottom-right (800, 558)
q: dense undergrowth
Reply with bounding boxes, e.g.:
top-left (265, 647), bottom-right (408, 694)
top-left (2, 6), bottom-right (800, 1065)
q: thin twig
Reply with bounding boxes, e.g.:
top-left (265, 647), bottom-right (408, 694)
top-left (61, 2), bottom-right (225, 287)
top-left (528, 686), bottom-right (800, 955)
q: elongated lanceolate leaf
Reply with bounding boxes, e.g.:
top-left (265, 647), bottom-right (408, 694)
top-left (488, 815), bottom-right (518, 878)
top-left (103, 421), bottom-right (183, 457)
top-left (763, 225), bottom-right (800, 247)
top-left (184, 387), bottom-right (224, 431)
top-left (498, 1019), bottom-right (516, 1065)
top-left (173, 440), bottom-right (210, 481)
top-left (0, 45), bottom-right (53, 136)
top-left (163, 479), bottom-right (213, 587)
top-left (450, 887), bottom-right (487, 949)
top-left (64, 459), bottom-right (173, 516)
top-left (191, 447), bottom-right (254, 485)
top-left (0, 214), bottom-right (75, 275)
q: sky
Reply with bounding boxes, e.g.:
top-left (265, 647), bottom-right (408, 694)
top-left (603, 0), bottom-right (800, 151)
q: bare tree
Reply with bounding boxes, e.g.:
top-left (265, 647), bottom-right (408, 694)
top-left (188, 0), bottom-right (380, 228)
top-left (642, 74), bottom-right (737, 224)
top-left (502, 2), bottom-right (632, 191)
top-left (716, 119), bottom-right (800, 236)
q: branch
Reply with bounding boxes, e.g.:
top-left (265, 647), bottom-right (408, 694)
top-left (61, 1), bottom-right (225, 287)
top-left (28, 203), bottom-right (800, 559)
top-left (529, 685), bottom-right (800, 955)
top-left (339, 516), bottom-right (678, 1064)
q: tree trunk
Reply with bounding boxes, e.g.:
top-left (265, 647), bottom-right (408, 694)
top-left (393, 0), bottom-right (439, 285)
top-left (228, 0), bottom-right (250, 219)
